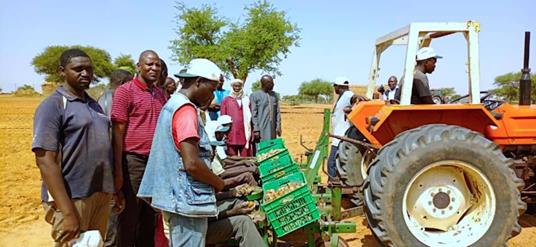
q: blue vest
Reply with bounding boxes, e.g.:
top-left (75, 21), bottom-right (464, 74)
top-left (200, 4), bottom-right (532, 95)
top-left (138, 93), bottom-right (217, 217)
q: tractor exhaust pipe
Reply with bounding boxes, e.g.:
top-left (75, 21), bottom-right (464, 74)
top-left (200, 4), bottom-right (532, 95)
top-left (520, 31), bottom-right (532, 105)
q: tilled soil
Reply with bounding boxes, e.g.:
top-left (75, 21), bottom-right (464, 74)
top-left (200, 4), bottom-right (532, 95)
top-left (0, 97), bottom-right (534, 246)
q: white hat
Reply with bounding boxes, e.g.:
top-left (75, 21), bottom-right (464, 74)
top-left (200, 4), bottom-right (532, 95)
top-left (174, 58), bottom-right (222, 81)
top-left (416, 47), bottom-right (443, 61)
top-left (230, 79), bottom-right (244, 86)
top-left (215, 115), bottom-right (232, 132)
top-left (333, 76), bottom-right (350, 86)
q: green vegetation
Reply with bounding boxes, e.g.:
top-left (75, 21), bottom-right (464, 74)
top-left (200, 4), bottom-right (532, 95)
top-left (492, 72), bottom-right (536, 103)
top-left (14, 84), bottom-right (40, 97)
top-left (170, 1), bottom-right (300, 82)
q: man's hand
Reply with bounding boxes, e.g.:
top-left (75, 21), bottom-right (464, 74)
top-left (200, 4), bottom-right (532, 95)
top-left (276, 127), bottom-right (282, 137)
top-left (229, 201), bottom-right (255, 216)
top-left (112, 191), bottom-right (125, 214)
top-left (350, 95), bottom-right (370, 105)
top-left (58, 212), bottom-right (80, 243)
top-left (343, 106), bottom-right (353, 114)
top-left (253, 131), bottom-right (261, 142)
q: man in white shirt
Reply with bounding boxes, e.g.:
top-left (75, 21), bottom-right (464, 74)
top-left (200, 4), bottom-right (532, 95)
top-left (384, 75), bottom-right (400, 103)
top-left (328, 76), bottom-right (355, 182)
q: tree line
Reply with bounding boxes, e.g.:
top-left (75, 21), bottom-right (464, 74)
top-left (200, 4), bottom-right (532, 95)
top-left (21, 1), bottom-right (534, 104)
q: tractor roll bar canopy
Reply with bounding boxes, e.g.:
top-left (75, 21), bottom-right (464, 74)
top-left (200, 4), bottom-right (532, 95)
top-left (366, 21), bottom-right (481, 105)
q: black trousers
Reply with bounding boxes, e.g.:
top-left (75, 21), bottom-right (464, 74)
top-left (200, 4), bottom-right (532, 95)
top-left (118, 153), bottom-right (156, 247)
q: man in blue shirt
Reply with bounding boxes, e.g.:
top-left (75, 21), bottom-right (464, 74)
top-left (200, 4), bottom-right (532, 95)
top-left (208, 74), bottom-right (229, 120)
top-left (32, 48), bottom-right (114, 245)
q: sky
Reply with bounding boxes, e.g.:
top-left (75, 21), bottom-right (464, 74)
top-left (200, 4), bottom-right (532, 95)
top-left (0, 0), bottom-right (534, 96)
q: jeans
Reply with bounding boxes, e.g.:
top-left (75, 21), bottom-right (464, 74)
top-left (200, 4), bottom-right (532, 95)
top-left (327, 145), bottom-right (338, 180)
top-left (164, 212), bottom-right (207, 247)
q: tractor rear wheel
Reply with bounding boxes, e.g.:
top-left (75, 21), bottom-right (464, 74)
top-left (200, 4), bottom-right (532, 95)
top-left (363, 124), bottom-right (526, 246)
top-left (336, 127), bottom-right (372, 205)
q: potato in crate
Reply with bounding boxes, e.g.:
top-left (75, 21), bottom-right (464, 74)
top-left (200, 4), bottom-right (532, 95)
top-left (261, 172), bottom-right (320, 237)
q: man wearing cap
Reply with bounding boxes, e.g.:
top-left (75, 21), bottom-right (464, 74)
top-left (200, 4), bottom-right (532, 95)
top-left (328, 76), bottom-right (355, 181)
top-left (411, 47), bottom-right (442, 104)
top-left (111, 50), bottom-right (166, 246)
top-left (137, 58), bottom-right (226, 246)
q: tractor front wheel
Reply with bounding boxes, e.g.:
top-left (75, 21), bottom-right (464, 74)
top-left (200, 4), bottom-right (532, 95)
top-left (363, 124), bottom-right (526, 246)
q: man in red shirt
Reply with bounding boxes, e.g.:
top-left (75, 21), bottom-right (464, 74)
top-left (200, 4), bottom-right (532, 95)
top-left (111, 50), bottom-right (167, 247)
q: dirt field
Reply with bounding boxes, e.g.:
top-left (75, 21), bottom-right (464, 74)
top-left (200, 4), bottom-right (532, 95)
top-left (0, 95), bottom-right (534, 246)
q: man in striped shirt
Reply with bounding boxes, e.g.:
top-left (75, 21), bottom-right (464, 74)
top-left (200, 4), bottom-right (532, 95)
top-left (111, 50), bottom-right (167, 246)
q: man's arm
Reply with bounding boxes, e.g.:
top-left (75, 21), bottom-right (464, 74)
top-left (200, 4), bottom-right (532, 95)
top-left (110, 86), bottom-right (129, 192)
top-left (35, 149), bottom-right (80, 241)
top-left (112, 122), bottom-right (126, 192)
top-left (275, 93), bottom-right (282, 136)
top-left (414, 79), bottom-right (434, 104)
top-left (250, 94), bottom-right (261, 141)
top-left (179, 138), bottom-right (225, 192)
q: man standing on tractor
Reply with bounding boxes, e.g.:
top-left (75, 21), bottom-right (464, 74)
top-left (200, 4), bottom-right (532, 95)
top-left (328, 76), bottom-right (354, 182)
top-left (411, 47), bottom-right (442, 104)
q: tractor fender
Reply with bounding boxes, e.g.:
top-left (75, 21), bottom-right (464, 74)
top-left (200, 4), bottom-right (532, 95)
top-left (347, 102), bottom-right (499, 147)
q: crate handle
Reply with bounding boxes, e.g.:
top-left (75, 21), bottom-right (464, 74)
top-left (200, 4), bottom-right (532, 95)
top-left (282, 196), bottom-right (293, 204)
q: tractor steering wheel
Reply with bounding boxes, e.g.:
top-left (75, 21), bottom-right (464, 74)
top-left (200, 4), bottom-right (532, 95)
top-left (448, 91), bottom-right (505, 111)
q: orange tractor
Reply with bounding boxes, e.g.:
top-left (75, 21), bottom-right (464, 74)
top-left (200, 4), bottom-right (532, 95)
top-left (335, 22), bottom-right (535, 246)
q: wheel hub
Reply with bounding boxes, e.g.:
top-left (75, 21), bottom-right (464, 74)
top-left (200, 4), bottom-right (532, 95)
top-left (402, 161), bottom-right (496, 246)
top-left (406, 166), bottom-right (471, 231)
top-left (432, 191), bottom-right (450, 209)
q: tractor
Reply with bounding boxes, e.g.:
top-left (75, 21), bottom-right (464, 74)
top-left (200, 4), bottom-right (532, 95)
top-left (334, 21), bottom-right (535, 246)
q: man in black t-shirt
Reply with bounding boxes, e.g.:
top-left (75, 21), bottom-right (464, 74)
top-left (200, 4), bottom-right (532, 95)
top-left (411, 47), bottom-right (442, 104)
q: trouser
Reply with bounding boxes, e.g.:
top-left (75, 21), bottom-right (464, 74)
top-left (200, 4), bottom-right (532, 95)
top-left (220, 165), bottom-right (257, 179)
top-left (164, 212), bottom-right (207, 247)
top-left (227, 144), bottom-right (252, 157)
top-left (207, 199), bottom-right (266, 246)
top-left (118, 153), bottom-right (156, 247)
top-left (222, 172), bottom-right (258, 190)
top-left (327, 145), bottom-right (338, 180)
top-left (206, 215), bottom-right (266, 246)
top-left (104, 198), bottom-right (119, 247)
top-left (43, 192), bottom-right (112, 247)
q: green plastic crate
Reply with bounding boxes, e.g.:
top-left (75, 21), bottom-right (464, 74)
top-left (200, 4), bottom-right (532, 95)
top-left (258, 150), bottom-right (299, 182)
top-left (261, 173), bottom-right (320, 237)
top-left (257, 138), bottom-right (286, 154)
top-left (260, 164), bottom-right (300, 183)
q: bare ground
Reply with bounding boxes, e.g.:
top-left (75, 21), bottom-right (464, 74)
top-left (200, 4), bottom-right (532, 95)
top-left (0, 97), bottom-right (534, 246)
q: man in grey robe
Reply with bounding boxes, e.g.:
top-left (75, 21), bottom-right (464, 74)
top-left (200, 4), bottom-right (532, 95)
top-left (250, 75), bottom-right (281, 142)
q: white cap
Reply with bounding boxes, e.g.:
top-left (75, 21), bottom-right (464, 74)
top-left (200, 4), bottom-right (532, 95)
top-left (215, 115), bottom-right (232, 132)
top-left (333, 76), bottom-right (350, 86)
top-left (174, 58), bottom-right (222, 81)
top-left (416, 47), bottom-right (443, 61)
top-left (230, 79), bottom-right (244, 86)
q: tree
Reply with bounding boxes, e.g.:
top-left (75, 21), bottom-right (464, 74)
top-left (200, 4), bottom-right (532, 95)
top-left (32, 45), bottom-right (115, 84)
top-left (114, 54), bottom-right (136, 74)
top-left (492, 72), bottom-right (536, 103)
top-left (298, 79), bottom-right (332, 103)
top-left (170, 1), bottom-right (300, 82)
top-left (14, 84), bottom-right (40, 97)
top-left (251, 80), bottom-right (261, 92)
